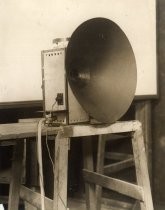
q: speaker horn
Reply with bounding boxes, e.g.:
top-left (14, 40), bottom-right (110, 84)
top-left (65, 17), bottom-right (137, 123)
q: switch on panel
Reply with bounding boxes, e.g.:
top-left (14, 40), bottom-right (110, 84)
top-left (56, 93), bottom-right (64, 105)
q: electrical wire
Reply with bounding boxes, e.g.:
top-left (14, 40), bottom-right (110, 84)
top-left (49, 100), bottom-right (57, 118)
top-left (38, 120), bottom-right (68, 210)
top-left (37, 118), bottom-right (46, 210)
top-left (52, 100), bottom-right (57, 110)
top-left (45, 130), bottom-right (55, 173)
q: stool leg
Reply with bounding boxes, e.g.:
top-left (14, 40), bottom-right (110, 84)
top-left (53, 133), bottom-right (69, 210)
top-left (96, 135), bottom-right (106, 210)
top-left (8, 141), bottom-right (24, 210)
top-left (83, 137), bottom-right (96, 210)
top-left (132, 128), bottom-right (154, 210)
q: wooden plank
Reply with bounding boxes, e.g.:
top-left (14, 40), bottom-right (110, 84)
top-left (0, 141), bottom-right (16, 146)
top-left (104, 158), bottom-right (134, 174)
top-left (20, 185), bottom-right (53, 210)
top-left (19, 118), bottom-right (42, 123)
top-left (104, 134), bottom-right (131, 142)
top-left (96, 135), bottom-right (106, 210)
top-left (0, 120), bottom-right (140, 141)
top-left (24, 187), bottom-right (39, 210)
top-left (0, 122), bottom-right (59, 140)
top-left (8, 141), bottom-right (24, 210)
top-left (104, 152), bottom-right (133, 160)
top-left (25, 202), bottom-right (38, 210)
top-left (101, 197), bottom-right (132, 210)
top-left (132, 128), bottom-right (154, 210)
top-left (61, 121), bottom-right (141, 138)
top-left (82, 137), bottom-right (96, 210)
top-left (68, 197), bottom-right (133, 210)
top-left (53, 132), bottom-right (69, 210)
top-left (83, 169), bottom-right (144, 201)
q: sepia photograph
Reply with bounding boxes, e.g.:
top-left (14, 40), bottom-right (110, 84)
top-left (0, 0), bottom-right (163, 209)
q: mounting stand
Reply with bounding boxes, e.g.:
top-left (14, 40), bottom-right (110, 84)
top-left (6, 120), bottom-right (153, 210)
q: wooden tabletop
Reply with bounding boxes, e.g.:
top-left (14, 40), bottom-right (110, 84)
top-left (0, 122), bottom-right (59, 141)
top-left (0, 120), bottom-right (141, 141)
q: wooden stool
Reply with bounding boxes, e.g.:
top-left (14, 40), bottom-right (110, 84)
top-left (82, 121), bottom-right (153, 210)
top-left (7, 120), bottom-right (153, 210)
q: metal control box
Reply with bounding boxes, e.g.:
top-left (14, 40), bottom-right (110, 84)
top-left (41, 48), bottom-right (89, 125)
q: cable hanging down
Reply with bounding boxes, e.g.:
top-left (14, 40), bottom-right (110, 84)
top-left (37, 118), bottom-right (46, 210)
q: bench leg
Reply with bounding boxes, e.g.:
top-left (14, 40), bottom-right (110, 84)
top-left (132, 128), bottom-right (154, 210)
top-left (53, 133), bottom-right (69, 210)
top-left (8, 141), bottom-right (24, 210)
top-left (83, 137), bottom-right (96, 210)
top-left (96, 135), bottom-right (106, 210)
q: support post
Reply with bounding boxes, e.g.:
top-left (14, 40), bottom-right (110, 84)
top-left (135, 100), bottom-right (152, 182)
top-left (132, 127), bottom-right (154, 210)
top-left (95, 135), bottom-right (105, 210)
top-left (53, 132), bottom-right (69, 210)
top-left (82, 137), bottom-right (96, 210)
top-left (8, 141), bottom-right (24, 210)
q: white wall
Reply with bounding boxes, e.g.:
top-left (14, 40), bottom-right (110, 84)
top-left (0, 0), bottom-right (157, 103)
